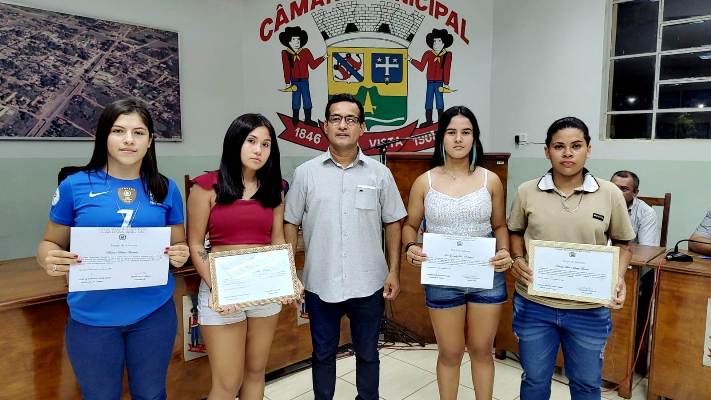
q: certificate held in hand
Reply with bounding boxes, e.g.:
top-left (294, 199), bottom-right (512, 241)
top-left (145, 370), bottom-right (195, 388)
top-left (69, 227), bottom-right (171, 292)
top-left (528, 240), bottom-right (619, 305)
top-left (209, 243), bottom-right (300, 309)
top-left (421, 232), bottom-right (496, 289)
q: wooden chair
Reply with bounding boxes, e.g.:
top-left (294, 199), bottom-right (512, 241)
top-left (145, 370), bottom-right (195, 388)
top-left (638, 193), bottom-right (671, 247)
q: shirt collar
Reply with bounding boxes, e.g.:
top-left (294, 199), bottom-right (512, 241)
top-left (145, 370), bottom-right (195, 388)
top-left (537, 168), bottom-right (599, 193)
top-left (321, 147), bottom-right (367, 169)
top-left (628, 196), bottom-right (640, 212)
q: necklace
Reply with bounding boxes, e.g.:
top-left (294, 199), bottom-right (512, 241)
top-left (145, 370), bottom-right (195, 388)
top-left (559, 191), bottom-right (584, 213)
top-left (109, 178), bottom-right (141, 227)
top-left (441, 167), bottom-right (469, 181)
top-left (98, 170), bottom-right (142, 227)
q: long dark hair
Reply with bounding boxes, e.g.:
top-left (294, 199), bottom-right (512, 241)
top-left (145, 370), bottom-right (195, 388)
top-left (216, 113), bottom-right (282, 208)
top-left (431, 105), bottom-right (484, 170)
top-left (83, 98), bottom-right (168, 202)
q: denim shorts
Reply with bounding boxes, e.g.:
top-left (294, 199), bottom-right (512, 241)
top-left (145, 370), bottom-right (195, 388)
top-left (197, 280), bottom-right (281, 325)
top-left (424, 271), bottom-right (508, 308)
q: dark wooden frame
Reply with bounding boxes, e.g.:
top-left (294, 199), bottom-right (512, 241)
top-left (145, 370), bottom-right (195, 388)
top-left (637, 193), bottom-right (672, 248)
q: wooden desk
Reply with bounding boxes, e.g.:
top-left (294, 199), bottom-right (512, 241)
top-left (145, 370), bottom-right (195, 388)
top-left (647, 253), bottom-right (711, 400)
top-left (493, 244), bottom-right (666, 399)
top-left (385, 152), bottom-right (511, 342)
top-left (0, 248), bottom-right (349, 399)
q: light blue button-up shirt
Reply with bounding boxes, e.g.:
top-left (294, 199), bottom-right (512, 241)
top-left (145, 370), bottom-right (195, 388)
top-left (285, 149), bottom-right (407, 303)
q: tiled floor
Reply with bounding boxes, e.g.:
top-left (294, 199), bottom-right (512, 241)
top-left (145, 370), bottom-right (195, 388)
top-left (263, 344), bottom-right (649, 400)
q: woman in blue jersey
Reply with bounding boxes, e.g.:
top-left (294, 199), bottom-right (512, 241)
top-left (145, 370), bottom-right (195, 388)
top-left (36, 98), bottom-right (189, 400)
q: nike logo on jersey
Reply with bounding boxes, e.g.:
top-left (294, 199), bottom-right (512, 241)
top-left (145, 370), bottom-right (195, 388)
top-left (89, 191), bottom-right (109, 198)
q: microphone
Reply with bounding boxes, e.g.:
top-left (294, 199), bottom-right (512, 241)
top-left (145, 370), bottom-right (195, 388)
top-left (665, 239), bottom-right (710, 262)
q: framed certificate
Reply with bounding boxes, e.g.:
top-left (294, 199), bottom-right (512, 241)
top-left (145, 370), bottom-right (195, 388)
top-left (209, 244), bottom-right (300, 309)
top-left (528, 240), bottom-right (619, 305)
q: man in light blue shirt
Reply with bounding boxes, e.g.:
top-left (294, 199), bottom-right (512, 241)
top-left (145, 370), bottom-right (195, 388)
top-left (285, 93), bottom-right (407, 400)
top-left (689, 208), bottom-right (711, 255)
top-left (611, 170), bottom-right (660, 246)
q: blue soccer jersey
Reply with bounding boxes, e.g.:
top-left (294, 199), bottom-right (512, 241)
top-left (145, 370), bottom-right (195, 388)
top-left (49, 170), bottom-right (184, 326)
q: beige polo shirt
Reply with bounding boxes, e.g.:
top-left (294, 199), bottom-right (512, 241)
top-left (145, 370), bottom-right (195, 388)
top-left (507, 170), bottom-right (635, 309)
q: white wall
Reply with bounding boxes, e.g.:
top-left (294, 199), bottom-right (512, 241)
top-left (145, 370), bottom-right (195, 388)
top-left (0, 0), bottom-right (495, 259)
top-left (2, 0), bottom-right (494, 159)
top-left (239, 0), bottom-right (494, 157)
top-left (489, 0), bottom-right (711, 247)
top-left (489, 0), bottom-right (711, 161)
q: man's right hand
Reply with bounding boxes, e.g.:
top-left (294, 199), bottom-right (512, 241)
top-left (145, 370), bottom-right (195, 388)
top-left (510, 257), bottom-right (533, 286)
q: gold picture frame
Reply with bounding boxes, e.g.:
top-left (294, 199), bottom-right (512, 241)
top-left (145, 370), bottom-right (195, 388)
top-left (528, 240), bottom-right (620, 305)
top-left (208, 243), bottom-right (300, 309)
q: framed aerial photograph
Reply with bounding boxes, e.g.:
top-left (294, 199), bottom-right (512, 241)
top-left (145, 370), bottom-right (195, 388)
top-left (0, 3), bottom-right (181, 140)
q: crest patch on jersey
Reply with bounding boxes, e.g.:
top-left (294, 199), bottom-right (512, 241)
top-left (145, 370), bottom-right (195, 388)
top-left (118, 187), bottom-right (137, 204)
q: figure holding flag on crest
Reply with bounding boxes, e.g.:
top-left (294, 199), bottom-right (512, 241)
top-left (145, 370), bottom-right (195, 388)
top-left (410, 28), bottom-right (455, 128)
top-left (279, 26), bottom-right (324, 127)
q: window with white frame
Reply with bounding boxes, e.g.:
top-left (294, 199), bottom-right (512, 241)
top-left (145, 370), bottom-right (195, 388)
top-left (607, 0), bottom-right (711, 139)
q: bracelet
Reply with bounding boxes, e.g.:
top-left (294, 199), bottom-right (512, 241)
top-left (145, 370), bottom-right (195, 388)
top-left (404, 241), bottom-right (417, 253)
top-left (512, 255), bottom-right (525, 263)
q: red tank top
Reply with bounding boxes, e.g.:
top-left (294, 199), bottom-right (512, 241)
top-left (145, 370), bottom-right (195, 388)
top-left (192, 171), bottom-right (273, 246)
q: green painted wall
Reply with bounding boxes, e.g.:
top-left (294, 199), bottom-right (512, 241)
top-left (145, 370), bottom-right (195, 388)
top-left (1, 156), bottom-right (708, 260)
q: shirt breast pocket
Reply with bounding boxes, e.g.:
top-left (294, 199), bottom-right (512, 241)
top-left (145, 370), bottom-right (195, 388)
top-left (355, 185), bottom-right (379, 210)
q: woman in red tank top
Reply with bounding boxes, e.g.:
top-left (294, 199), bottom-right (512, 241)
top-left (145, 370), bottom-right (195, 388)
top-left (187, 114), bottom-right (300, 400)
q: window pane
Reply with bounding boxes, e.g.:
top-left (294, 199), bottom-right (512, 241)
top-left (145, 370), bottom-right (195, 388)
top-left (660, 52), bottom-right (711, 79)
top-left (656, 112), bottom-right (711, 138)
top-left (608, 114), bottom-right (652, 139)
top-left (662, 19), bottom-right (711, 50)
top-left (613, 1), bottom-right (659, 56)
top-left (610, 57), bottom-right (656, 111)
top-left (659, 81), bottom-right (711, 108)
top-left (663, 0), bottom-right (711, 21)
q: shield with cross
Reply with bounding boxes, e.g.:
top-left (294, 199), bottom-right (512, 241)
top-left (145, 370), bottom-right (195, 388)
top-left (327, 46), bottom-right (408, 129)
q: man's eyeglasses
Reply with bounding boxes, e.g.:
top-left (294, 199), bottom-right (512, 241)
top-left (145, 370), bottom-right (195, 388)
top-left (327, 115), bottom-right (360, 126)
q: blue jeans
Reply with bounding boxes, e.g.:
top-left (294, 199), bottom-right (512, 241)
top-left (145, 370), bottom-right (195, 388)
top-left (291, 79), bottom-right (312, 110)
top-left (425, 80), bottom-right (444, 110)
top-left (305, 288), bottom-right (384, 400)
top-left (512, 293), bottom-right (611, 400)
top-left (424, 271), bottom-right (508, 308)
top-left (65, 298), bottom-right (177, 400)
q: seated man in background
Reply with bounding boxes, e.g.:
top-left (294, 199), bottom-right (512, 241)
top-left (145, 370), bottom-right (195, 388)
top-left (689, 208), bottom-right (711, 255)
top-left (610, 170), bottom-right (659, 374)
top-left (611, 170), bottom-right (660, 246)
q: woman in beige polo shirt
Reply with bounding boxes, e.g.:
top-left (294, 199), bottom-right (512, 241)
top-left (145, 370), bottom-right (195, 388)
top-left (508, 117), bottom-right (634, 400)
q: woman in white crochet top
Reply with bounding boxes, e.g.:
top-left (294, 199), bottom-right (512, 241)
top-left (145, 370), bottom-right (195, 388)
top-left (402, 106), bottom-right (512, 400)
